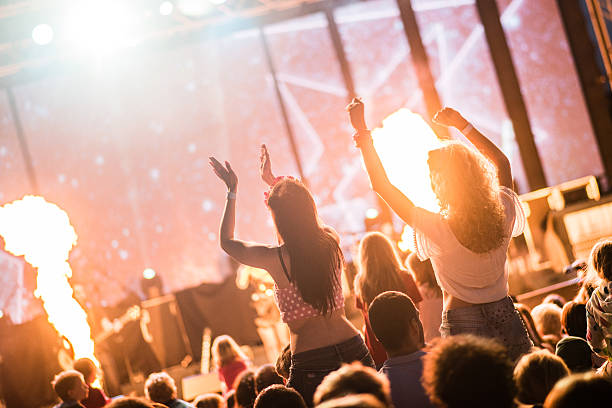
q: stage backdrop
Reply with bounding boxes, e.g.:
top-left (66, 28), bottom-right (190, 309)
top-left (0, 0), bottom-right (604, 317)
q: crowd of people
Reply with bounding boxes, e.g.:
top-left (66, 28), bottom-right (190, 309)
top-left (48, 101), bottom-right (612, 407)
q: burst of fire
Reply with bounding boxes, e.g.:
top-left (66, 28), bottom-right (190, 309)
top-left (370, 109), bottom-right (442, 252)
top-left (0, 195), bottom-right (98, 364)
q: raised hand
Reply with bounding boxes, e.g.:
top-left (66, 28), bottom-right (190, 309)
top-left (259, 144), bottom-right (276, 186)
top-left (346, 97), bottom-right (368, 132)
top-left (432, 107), bottom-right (467, 129)
top-left (209, 157), bottom-right (238, 192)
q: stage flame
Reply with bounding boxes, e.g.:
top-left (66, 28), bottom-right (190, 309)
top-left (370, 109), bottom-right (442, 252)
top-left (0, 195), bottom-right (98, 364)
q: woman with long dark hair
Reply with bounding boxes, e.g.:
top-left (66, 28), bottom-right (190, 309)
top-left (354, 231), bottom-right (422, 367)
top-left (347, 99), bottom-right (531, 360)
top-left (209, 146), bottom-right (374, 406)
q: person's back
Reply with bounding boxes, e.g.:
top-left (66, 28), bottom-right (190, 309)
top-left (210, 155), bottom-right (374, 406)
top-left (368, 291), bottom-right (434, 408)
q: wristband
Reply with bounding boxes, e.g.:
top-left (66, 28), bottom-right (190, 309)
top-left (460, 123), bottom-right (474, 134)
top-left (227, 191), bottom-right (237, 200)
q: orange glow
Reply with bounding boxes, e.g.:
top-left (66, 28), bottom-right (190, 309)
top-left (370, 109), bottom-right (442, 252)
top-left (0, 195), bottom-right (98, 365)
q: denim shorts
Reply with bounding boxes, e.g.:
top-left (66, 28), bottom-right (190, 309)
top-left (440, 296), bottom-right (532, 361)
top-left (287, 335), bottom-right (375, 407)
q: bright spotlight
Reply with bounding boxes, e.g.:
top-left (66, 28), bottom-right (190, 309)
top-left (32, 24), bottom-right (54, 45)
top-left (365, 208), bottom-right (379, 219)
top-left (64, 2), bottom-right (133, 55)
top-left (159, 1), bottom-right (173, 15)
top-left (143, 268), bottom-right (156, 279)
top-left (176, 0), bottom-right (213, 17)
top-left (0, 310), bottom-right (3, 319)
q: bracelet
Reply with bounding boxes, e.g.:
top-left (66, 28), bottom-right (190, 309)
top-left (227, 191), bottom-right (237, 200)
top-left (460, 123), bottom-right (474, 134)
top-left (353, 130), bottom-right (373, 148)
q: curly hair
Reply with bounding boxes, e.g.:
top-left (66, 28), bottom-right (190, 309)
top-left (428, 141), bottom-right (506, 253)
top-left (422, 335), bottom-right (516, 408)
top-left (144, 372), bottom-right (176, 404)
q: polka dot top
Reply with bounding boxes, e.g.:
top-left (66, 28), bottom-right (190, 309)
top-left (273, 247), bottom-right (345, 323)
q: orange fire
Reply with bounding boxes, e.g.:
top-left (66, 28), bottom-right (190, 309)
top-left (370, 109), bottom-right (442, 252)
top-left (0, 195), bottom-right (98, 364)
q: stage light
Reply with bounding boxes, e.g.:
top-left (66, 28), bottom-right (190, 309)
top-left (365, 208), bottom-right (379, 220)
top-left (176, 0), bottom-right (213, 17)
top-left (64, 2), bottom-right (133, 55)
top-left (159, 1), bottom-right (174, 16)
top-left (32, 24), bottom-right (54, 45)
top-left (0, 310), bottom-right (3, 318)
top-left (143, 268), bottom-right (156, 279)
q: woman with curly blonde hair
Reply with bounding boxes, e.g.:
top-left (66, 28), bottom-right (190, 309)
top-left (347, 99), bottom-right (531, 360)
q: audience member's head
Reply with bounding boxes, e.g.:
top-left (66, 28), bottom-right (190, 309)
top-left (52, 370), bottom-right (89, 402)
top-left (254, 364), bottom-right (284, 394)
top-left (313, 363), bottom-right (392, 407)
top-left (422, 335), bottom-right (516, 408)
top-left (276, 344), bottom-right (291, 380)
top-left (144, 372), bottom-right (177, 405)
top-left (212, 335), bottom-right (248, 369)
top-left (589, 239), bottom-right (612, 281)
top-left (513, 350), bottom-right (570, 406)
top-left (234, 370), bottom-right (256, 408)
top-left (253, 384), bottom-right (306, 408)
top-left (555, 336), bottom-right (593, 373)
top-left (314, 394), bottom-right (388, 408)
top-left (543, 294), bottom-right (566, 309)
top-left (225, 390), bottom-right (236, 408)
top-left (73, 358), bottom-right (98, 385)
top-left (543, 372), bottom-right (612, 408)
top-left (194, 393), bottom-right (225, 408)
top-left (531, 303), bottom-right (563, 340)
top-left (561, 301), bottom-right (587, 339)
top-left (407, 253), bottom-right (441, 297)
top-left (107, 397), bottom-right (155, 408)
top-left (368, 291), bottom-right (424, 355)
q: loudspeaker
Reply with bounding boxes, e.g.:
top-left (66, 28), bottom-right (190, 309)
top-left (141, 294), bottom-right (192, 368)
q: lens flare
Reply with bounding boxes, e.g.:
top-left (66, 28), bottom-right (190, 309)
top-left (0, 196), bottom-right (98, 364)
top-left (370, 109), bottom-right (442, 252)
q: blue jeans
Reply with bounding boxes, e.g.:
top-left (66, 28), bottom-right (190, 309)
top-left (440, 296), bottom-right (532, 361)
top-left (287, 335), bottom-right (375, 407)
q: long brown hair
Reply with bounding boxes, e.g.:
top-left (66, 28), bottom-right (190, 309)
top-left (267, 179), bottom-right (343, 315)
top-left (355, 232), bottom-right (408, 307)
top-left (428, 141), bottom-right (506, 253)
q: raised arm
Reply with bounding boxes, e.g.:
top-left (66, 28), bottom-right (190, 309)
top-left (433, 107), bottom-right (512, 188)
top-left (209, 157), bottom-right (276, 270)
top-left (346, 98), bottom-right (417, 225)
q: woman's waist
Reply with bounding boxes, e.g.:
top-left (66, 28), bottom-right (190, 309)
top-left (443, 294), bottom-right (514, 314)
top-left (291, 332), bottom-right (364, 363)
top-left (289, 314), bottom-right (359, 353)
